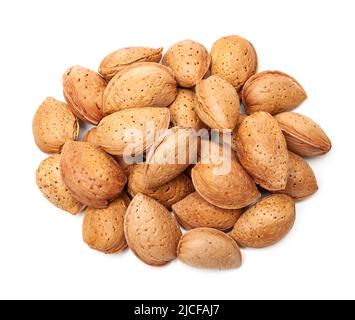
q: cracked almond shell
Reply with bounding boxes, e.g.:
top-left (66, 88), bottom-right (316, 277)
top-left (172, 192), bottom-right (242, 231)
top-left (211, 35), bottom-right (258, 91)
top-left (278, 151), bottom-right (318, 199)
top-left (143, 127), bottom-right (199, 189)
top-left (235, 112), bottom-right (289, 191)
top-left (192, 142), bottom-right (260, 209)
top-left (99, 47), bottom-right (163, 80)
top-left (103, 62), bottom-right (177, 115)
top-left (177, 228), bottom-right (242, 269)
top-left (96, 107), bottom-right (170, 156)
top-left (168, 89), bottom-right (204, 130)
top-left (83, 193), bottom-right (130, 254)
top-left (36, 154), bottom-right (84, 214)
top-left (195, 75), bottom-right (240, 130)
top-left (162, 39), bottom-right (210, 88)
top-left (274, 112), bottom-right (332, 157)
top-left (63, 66), bottom-right (107, 125)
top-left (60, 141), bottom-right (127, 208)
top-left (231, 194), bottom-right (295, 248)
top-left (242, 71), bottom-right (307, 115)
top-left (128, 165), bottom-right (194, 209)
top-left (124, 194), bottom-right (182, 266)
top-left (33, 97), bottom-right (79, 154)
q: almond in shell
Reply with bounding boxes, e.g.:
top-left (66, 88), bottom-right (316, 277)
top-left (168, 89), bottom-right (204, 130)
top-left (99, 47), bottom-right (163, 80)
top-left (177, 228), bottom-right (242, 269)
top-left (278, 151), bottom-right (318, 200)
top-left (83, 193), bottom-right (130, 254)
top-left (96, 107), bottom-right (170, 156)
top-left (211, 35), bottom-right (258, 91)
top-left (242, 71), bottom-right (307, 115)
top-left (63, 66), bottom-right (107, 125)
top-left (128, 165), bottom-right (194, 209)
top-left (235, 112), bottom-right (289, 191)
top-left (274, 112), bottom-right (332, 157)
top-left (192, 142), bottom-right (260, 209)
top-left (143, 127), bottom-right (199, 189)
top-left (103, 62), bottom-right (177, 115)
top-left (172, 192), bottom-right (242, 231)
top-left (195, 75), bottom-right (240, 130)
top-left (60, 141), bottom-right (127, 208)
top-left (36, 154), bottom-right (84, 214)
top-left (82, 127), bottom-right (100, 147)
top-left (124, 194), bottom-right (182, 266)
top-left (33, 97), bottom-right (79, 154)
top-left (162, 39), bottom-right (210, 88)
top-left (230, 194), bottom-right (296, 248)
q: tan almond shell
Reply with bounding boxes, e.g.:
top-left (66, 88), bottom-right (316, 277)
top-left (124, 194), bottom-right (182, 266)
top-left (103, 62), bottom-right (177, 115)
top-left (36, 154), bottom-right (84, 214)
top-left (277, 151), bottom-right (318, 200)
top-left (192, 142), bottom-right (260, 209)
top-left (83, 193), bottom-right (130, 254)
top-left (33, 97), bottom-right (79, 154)
top-left (231, 114), bottom-right (248, 152)
top-left (114, 156), bottom-right (136, 177)
top-left (82, 127), bottom-right (100, 147)
top-left (230, 194), bottom-right (295, 248)
top-left (172, 192), bottom-right (242, 231)
top-left (242, 71), bottom-right (307, 115)
top-left (211, 35), bottom-right (258, 91)
top-left (63, 66), bottom-right (107, 125)
top-left (96, 107), bottom-right (170, 156)
top-left (162, 39), bottom-right (210, 88)
top-left (143, 127), bottom-right (199, 189)
top-left (235, 112), bottom-right (289, 191)
top-left (99, 47), bottom-right (163, 80)
top-left (128, 165), bottom-right (194, 209)
top-left (274, 112), bottom-right (332, 157)
top-left (177, 228), bottom-right (242, 269)
top-left (195, 75), bottom-right (240, 130)
top-left (60, 141), bottom-right (127, 208)
top-left (168, 89), bottom-right (205, 130)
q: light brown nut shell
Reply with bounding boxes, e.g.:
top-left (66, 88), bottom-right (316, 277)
top-left (99, 47), bottom-right (163, 80)
top-left (235, 112), bottom-right (289, 191)
top-left (103, 62), bottom-right (177, 115)
top-left (33, 97), bottom-right (79, 154)
top-left (124, 194), bottom-right (182, 266)
top-left (96, 107), bottom-right (170, 156)
top-left (128, 165), bottom-right (194, 209)
top-left (83, 193), bottom-right (130, 254)
top-left (168, 89), bottom-right (204, 130)
top-left (242, 71), bottom-right (307, 115)
top-left (274, 112), bottom-right (332, 157)
top-left (177, 228), bottom-right (242, 269)
top-left (195, 75), bottom-right (240, 130)
top-left (172, 192), bottom-right (242, 231)
top-left (211, 35), bottom-right (258, 91)
top-left (60, 141), bottom-right (127, 208)
top-left (143, 127), bottom-right (199, 189)
top-left (192, 142), bottom-right (260, 209)
top-left (82, 128), bottom-right (100, 147)
top-left (230, 194), bottom-right (295, 248)
top-left (231, 114), bottom-right (247, 152)
top-left (162, 39), bottom-right (210, 88)
top-left (63, 66), bottom-right (106, 125)
top-left (36, 154), bottom-right (84, 214)
top-left (277, 151), bottom-right (318, 200)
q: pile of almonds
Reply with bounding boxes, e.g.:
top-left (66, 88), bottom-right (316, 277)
top-left (33, 35), bottom-right (331, 269)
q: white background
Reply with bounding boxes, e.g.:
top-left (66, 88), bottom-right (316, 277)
top-left (0, 0), bottom-right (354, 300)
